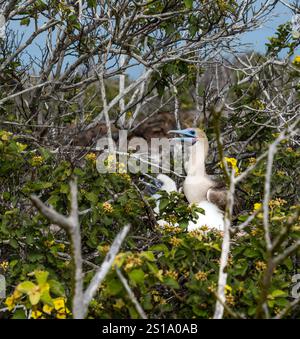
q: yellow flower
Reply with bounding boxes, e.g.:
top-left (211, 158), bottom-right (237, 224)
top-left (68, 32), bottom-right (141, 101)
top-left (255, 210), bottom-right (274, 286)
top-left (169, 236), bottom-right (183, 247)
top-left (165, 270), bottom-right (178, 280)
top-left (5, 295), bottom-right (15, 311)
top-left (53, 297), bottom-right (65, 312)
top-left (253, 203), bottom-right (262, 212)
top-left (124, 254), bottom-right (142, 272)
top-left (31, 309), bottom-right (42, 319)
top-left (269, 198), bottom-right (287, 208)
top-left (102, 201), bottom-right (113, 213)
top-left (0, 260), bottom-right (9, 271)
top-left (56, 312), bottom-right (66, 319)
top-left (195, 271), bottom-right (208, 281)
top-left (42, 304), bottom-right (53, 315)
top-left (98, 244), bottom-right (110, 254)
top-left (226, 294), bottom-right (235, 306)
top-left (0, 131), bottom-right (12, 141)
top-left (113, 253), bottom-right (126, 268)
top-left (85, 152), bottom-right (97, 163)
top-left (221, 157), bottom-right (239, 175)
top-left (188, 229), bottom-right (204, 240)
top-left (31, 155), bottom-right (43, 167)
top-left (255, 261), bottom-right (267, 272)
top-left (293, 55), bottom-right (300, 65)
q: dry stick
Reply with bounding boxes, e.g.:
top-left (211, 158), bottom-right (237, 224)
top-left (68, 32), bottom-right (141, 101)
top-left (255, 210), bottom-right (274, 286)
top-left (83, 225), bottom-right (130, 316)
top-left (115, 267), bottom-right (147, 319)
top-left (212, 107), bottom-right (235, 319)
top-left (214, 171), bottom-right (235, 319)
top-left (173, 83), bottom-right (181, 130)
top-left (31, 180), bottom-right (84, 319)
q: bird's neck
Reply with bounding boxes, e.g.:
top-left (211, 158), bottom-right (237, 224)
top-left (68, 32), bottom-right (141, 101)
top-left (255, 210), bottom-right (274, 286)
top-left (186, 141), bottom-right (207, 176)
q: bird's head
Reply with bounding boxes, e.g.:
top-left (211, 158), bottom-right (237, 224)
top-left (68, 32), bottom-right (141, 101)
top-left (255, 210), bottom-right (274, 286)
top-left (168, 128), bottom-right (209, 158)
top-left (168, 128), bottom-right (207, 145)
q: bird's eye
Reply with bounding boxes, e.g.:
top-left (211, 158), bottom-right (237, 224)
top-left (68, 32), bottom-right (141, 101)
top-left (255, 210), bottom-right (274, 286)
top-left (189, 130), bottom-right (196, 135)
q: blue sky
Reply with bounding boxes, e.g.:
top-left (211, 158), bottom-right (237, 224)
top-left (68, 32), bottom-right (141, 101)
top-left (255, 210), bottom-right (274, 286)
top-left (8, 1), bottom-right (294, 79)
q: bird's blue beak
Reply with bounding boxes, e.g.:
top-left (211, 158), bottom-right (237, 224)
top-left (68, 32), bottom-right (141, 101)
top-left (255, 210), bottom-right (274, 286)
top-left (168, 129), bottom-right (196, 143)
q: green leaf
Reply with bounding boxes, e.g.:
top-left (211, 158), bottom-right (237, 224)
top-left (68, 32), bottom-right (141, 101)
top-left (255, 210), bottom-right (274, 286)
top-left (163, 277), bottom-right (180, 289)
top-left (128, 269), bottom-right (145, 285)
top-left (149, 244), bottom-right (169, 254)
top-left (12, 309), bottom-right (26, 319)
top-left (60, 183), bottom-right (69, 194)
top-left (20, 18), bottom-right (30, 26)
top-left (271, 289), bottom-right (287, 298)
top-left (40, 290), bottom-right (53, 305)
top-left (244, 248), bottom-right (260, 258)
top-left (140, 251), bottom-right (155, 262)
top-left (49, 280), bottom-right (65, 297)
top-left (17, 281), bottom-right (36, 294)
top-left (85, 192), bottom-right (98, 204)
top-left (34, 271), bottom-right (49, 286)
top-left (159, 198), bottom-right (170, 212)
top-left (106, 279), bottom-right (123, 296)
top-left (184, 0), bottom-right (193, 10)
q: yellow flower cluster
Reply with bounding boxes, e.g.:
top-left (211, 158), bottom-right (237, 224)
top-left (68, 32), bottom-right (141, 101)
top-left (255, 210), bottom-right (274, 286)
top-left (207, 282), bottom-right (217, 293)
top-left (124, 254), bottom-right (142, 272)
top-left (223, 157), bottom-right (239, 175)
top-left (5, 289), bottom-right (22, 311)
top-left (248, 157), bottom-right (256, 166)
top-left (47, 297), bottom-right (71, 319)
top-left (31, 155), bottom-right (44, 167)
top-left (166, 214), bottom-right (178, 225)
top-left (160, 223), bottom-right (182, 234)
top-left (165, 270), bottom-right (178, 280)
top-left (98, 244), bottom-right (111, 254)
top-left (293, 55), bottom-right (300, 65)
top-left (30, 297), bottom-right (71, 319)
top-left (169, 236), bottom-right (183, 247)
top-left (188, 229), bottom-right (204, 240)
top-left (226, 294), bottom-right (235, 306)
top-left (194, 271), bottom-right (208, 281)
top-left (85, 152), bottom-right (97, 163)
top-left (0, 260), bottom-right (9, 271)
top-left (102, 201), bottom-right (113, 213)
top-left (269, 198), bottom-right (287, 208)
top-left (255, 261), bottom-right (267, 272)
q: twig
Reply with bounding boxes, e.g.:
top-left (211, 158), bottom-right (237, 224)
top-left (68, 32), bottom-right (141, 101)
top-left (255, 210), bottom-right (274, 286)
top-left (116, 267), bottom-right (147, 319)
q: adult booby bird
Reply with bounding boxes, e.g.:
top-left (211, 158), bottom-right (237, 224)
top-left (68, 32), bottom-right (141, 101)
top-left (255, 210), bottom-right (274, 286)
top-left (169, 128), bottom-right (226, 231)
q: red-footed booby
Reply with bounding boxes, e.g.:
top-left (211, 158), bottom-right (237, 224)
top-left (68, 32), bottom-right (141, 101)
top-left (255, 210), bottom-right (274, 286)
top-left (169, 128), bottom-right (226, 231)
